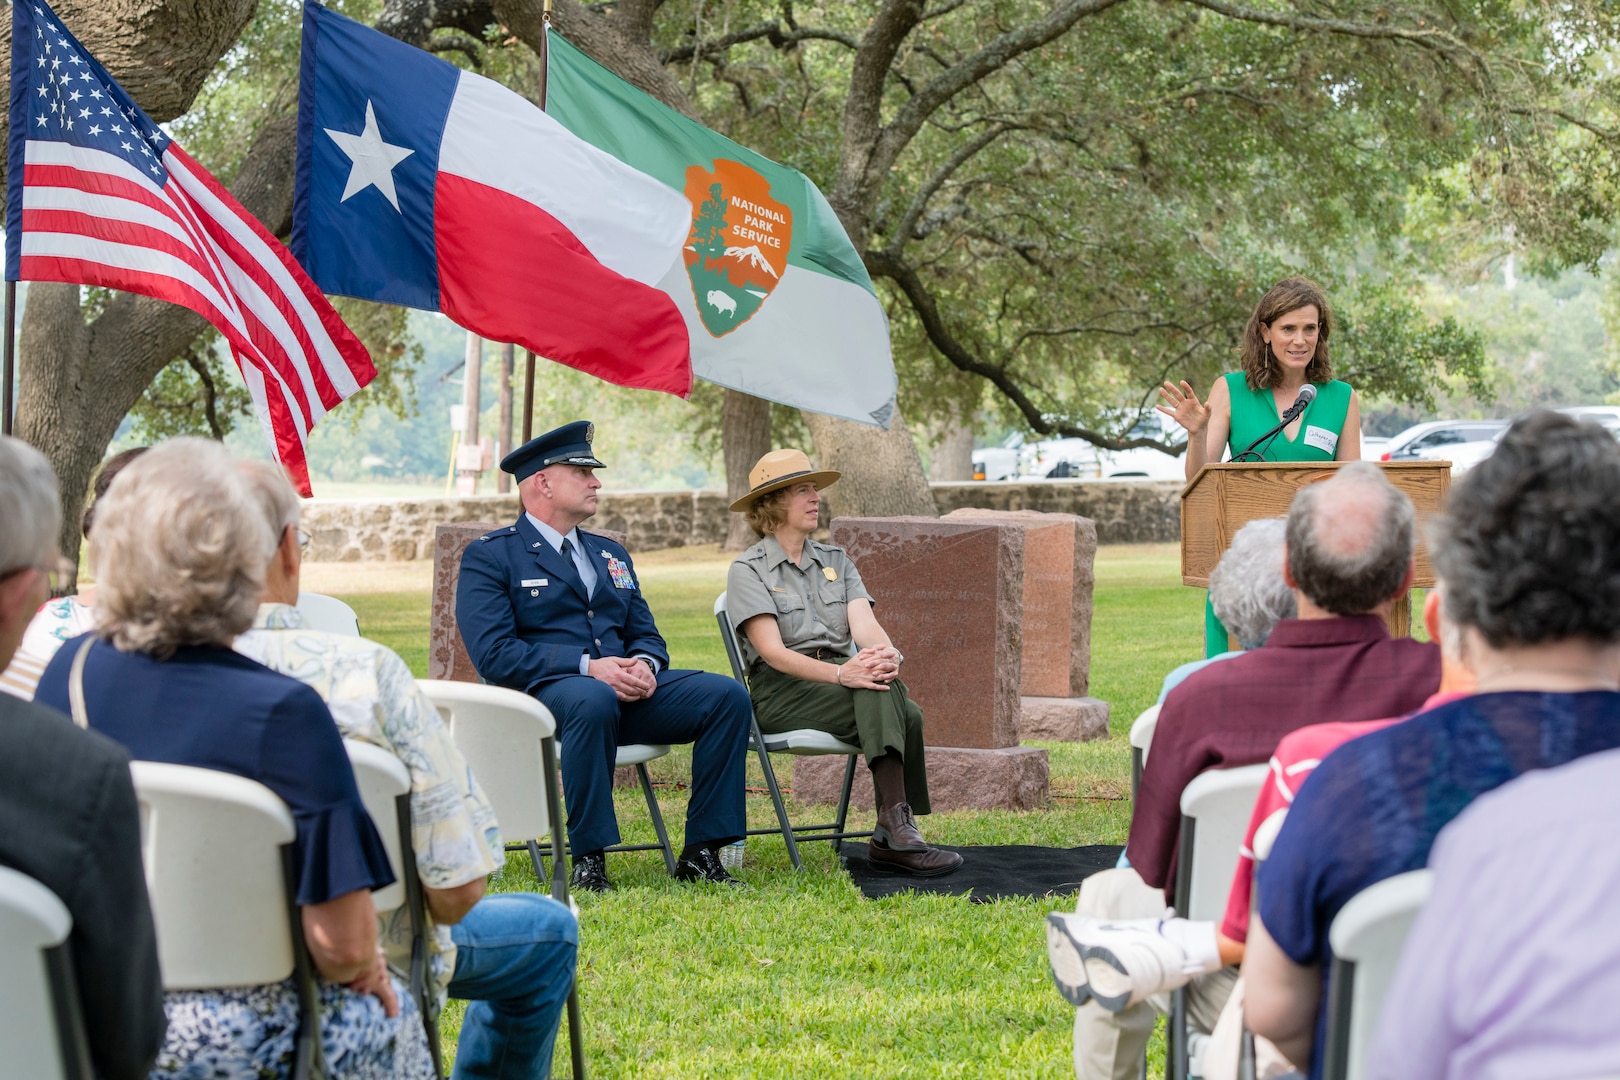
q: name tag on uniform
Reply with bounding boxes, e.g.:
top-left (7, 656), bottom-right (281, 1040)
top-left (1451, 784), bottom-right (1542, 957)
top-left (1303, 426), bottom-right (1338, 454)
top-left (521, 578), bottom-right (548, 588)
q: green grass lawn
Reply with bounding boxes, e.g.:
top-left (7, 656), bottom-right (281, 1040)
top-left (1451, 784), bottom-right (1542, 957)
top-left (339, 543), bottom-right (1205, 1078)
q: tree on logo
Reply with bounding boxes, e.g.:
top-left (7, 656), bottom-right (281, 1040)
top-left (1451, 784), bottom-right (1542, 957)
top-left (690, 182), bottom-right (729, 268)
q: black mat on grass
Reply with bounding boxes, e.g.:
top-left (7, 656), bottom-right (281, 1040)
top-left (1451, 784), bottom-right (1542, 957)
top-left (842, 843), bottom-right (1123, 902)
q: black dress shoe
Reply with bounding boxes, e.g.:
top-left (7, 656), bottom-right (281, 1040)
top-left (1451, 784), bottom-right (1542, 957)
top-left (569, 852), bottom-right (612, 893)
top-left (672, 846), bottom-right (746, 887)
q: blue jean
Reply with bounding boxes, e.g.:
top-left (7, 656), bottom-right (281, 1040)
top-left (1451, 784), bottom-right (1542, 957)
top-left (447, 893), bottom-right (578, 1079)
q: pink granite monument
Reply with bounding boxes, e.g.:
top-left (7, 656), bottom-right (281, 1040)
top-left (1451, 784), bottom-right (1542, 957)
top-left (944, 508), bottom-right (1109, 742)
top-left (793, 515), bottom-right (1049, 811)
top-left (429, 521), bottom-right (498, 683)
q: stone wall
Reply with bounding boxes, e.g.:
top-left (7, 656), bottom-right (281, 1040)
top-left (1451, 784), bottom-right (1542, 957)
top-left (301, 490), bottom-right (730, 562)
top-left (930, 480), bottom-right (1182, 546)
top-left (301, 480), bottom-right (1180, 561)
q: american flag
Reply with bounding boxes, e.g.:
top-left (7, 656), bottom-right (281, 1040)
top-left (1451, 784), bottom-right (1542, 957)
top-left (5, 0), bottom-right (374, 495)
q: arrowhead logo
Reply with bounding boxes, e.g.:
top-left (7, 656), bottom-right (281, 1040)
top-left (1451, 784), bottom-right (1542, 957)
top-left (682, 160), bottom-right (792, 338)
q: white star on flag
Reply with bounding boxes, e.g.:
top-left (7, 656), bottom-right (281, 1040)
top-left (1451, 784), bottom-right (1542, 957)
top-left (324, 100), bottom-right (413, 212)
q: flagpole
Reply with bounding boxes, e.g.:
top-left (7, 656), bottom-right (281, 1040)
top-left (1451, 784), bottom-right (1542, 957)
top-left (2, 281), bottom-right (15, 437)
top-left (520, 0), bottom-right (553, 447)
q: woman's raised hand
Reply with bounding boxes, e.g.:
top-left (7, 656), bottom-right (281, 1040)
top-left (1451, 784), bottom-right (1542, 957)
top-left (1156, 380), bottom-right (1209, 435)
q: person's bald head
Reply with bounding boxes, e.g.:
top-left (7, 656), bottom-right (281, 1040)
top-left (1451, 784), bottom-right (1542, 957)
top-left (1285, 462), bottom-right (1415, 616)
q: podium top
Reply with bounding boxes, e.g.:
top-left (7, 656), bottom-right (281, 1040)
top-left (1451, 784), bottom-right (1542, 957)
top-left (1180, 460), bottom-right (1450, 588)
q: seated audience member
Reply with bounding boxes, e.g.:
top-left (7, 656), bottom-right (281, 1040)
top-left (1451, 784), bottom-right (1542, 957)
top-left (1053, 587), bottom-right (1475, 1080)
top-left (235, 461), bottom-right (579, 1078)
top-left (727, 448), bottom-right (960, 876)
top-left (0, 446), bottom-right (144, 698)
top-left (1055, 461), bottom-right (1441, 1080)
top-left (456, 421), bottom-right (752, 892)
top-left (35, 438), bottom-right (433, 1080)
top-left (1369, 748), bottom-right (1620, 1080)
top-left (1156, 517), bottom-right (1296, 703)
top-left (1243, 411), bottom-right (1620, 1080)
top-left (0, 437), bottom-right (165, 1079)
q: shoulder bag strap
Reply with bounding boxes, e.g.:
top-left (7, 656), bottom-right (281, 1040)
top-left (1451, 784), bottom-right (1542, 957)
top-left (66, 635), bottom-right (95, 729)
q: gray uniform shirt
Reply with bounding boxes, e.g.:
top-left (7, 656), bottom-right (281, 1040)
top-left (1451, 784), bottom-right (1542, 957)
top-left (726, 534), bottom-right (873, 669)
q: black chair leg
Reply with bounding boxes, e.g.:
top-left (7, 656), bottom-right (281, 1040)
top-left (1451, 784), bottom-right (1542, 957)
top-left (832, 754), bottom-right (858, 856)
top-left (1169, 986), bottom-right (1188, 1080)
top-left (637, 763), bottom-right (678, 874)
top-left (527, 838), bottom-right (548, 887)
top-left (752, 727), bottom-right (802, 870)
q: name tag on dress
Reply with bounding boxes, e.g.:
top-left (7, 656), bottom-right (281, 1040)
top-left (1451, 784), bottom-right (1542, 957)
top-left (521, 578), bottom-right (548, 588)
top-left (1303, 426), bottom-right (1338, 454)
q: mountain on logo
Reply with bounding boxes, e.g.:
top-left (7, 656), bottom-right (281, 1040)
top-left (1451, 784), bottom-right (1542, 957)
top-left (723, 244), bottom-right (780, 282)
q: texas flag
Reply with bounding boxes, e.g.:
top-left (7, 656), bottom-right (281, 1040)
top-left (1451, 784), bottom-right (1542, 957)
top-left (291, 1), bottom-right (693, 397)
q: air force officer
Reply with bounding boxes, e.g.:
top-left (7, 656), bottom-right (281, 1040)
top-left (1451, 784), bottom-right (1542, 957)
top-left (456, 422), bottom-right (751, 892)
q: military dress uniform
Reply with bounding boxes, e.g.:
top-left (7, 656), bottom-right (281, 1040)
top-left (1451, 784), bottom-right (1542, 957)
top-left (726, 534), bottom-right (931, 813)
top-left (456, 425), bottom-right (750, 861)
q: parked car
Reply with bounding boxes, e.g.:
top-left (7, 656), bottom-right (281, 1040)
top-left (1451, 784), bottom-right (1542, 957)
top-left (1361, 436), bottom-right (1392, 461)
top-left (1413, 435), bottom-right (1500, 474)
top-left (1379, 419), bottom-right (1508, 462)
top-left (970, 432), bottom-right (1024, 481)
top-left (1027, 414), bottom-right (1188, 480)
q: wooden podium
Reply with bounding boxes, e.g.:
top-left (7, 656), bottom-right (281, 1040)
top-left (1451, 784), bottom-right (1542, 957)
top-left (1181, 461), bottom-right (1450, 637)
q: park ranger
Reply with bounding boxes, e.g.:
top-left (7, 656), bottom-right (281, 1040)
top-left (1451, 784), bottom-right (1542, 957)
top-left (726, 448), bottom-right (961, 877)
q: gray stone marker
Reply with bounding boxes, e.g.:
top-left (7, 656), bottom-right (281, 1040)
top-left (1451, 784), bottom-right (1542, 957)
top-left (793, 515), bottom-right (1049, 812)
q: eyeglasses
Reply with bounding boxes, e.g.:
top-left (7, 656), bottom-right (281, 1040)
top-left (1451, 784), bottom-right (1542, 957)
top-left (296, 529), bottom-right (311, 555)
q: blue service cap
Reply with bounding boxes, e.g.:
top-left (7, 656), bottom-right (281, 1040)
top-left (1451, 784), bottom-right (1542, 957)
top-left (500, 421), bottom-right (606, 481)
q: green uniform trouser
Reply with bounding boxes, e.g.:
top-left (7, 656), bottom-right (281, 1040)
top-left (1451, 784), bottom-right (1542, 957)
top-left (748, 659), bottom-right (932, 815)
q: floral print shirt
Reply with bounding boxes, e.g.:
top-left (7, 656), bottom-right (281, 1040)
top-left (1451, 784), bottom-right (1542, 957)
top-left (236, 603), bottom-right (505, 1006)
top-left (0, 595), bottom-right (93, 700)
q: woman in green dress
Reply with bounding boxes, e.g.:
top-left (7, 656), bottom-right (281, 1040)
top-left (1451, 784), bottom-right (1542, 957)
top-left (1157, 275), bottom-right (1362, 654)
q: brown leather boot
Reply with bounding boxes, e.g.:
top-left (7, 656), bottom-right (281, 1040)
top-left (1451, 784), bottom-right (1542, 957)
top-left (874, 802), bottom-right (930, 852)
top-left (868, 838), bottom-right (964, 877)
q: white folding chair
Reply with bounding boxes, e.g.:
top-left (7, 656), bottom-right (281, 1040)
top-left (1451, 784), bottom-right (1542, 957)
top-left (131, 761), bottom-right (325, 1079)
top-left (714, 592), bottom-right (871, 870)
top-left (295, 590), bottom-right (361, 637)
top-left (1167, 763), bottom-right (1270, 1080)
top-left (419, 678), bottom-right (675, 876)
top-left (344, 741), bottom-right (442, 1079)
top-left (1322, 870), bottom-right (1434, 1080)
top-left (0, 866), bottom-right (92, 1080)
top-left (416, 679), bottom-right (586, 1080)
top-left (1128, 704), bottom-right (1161, 800)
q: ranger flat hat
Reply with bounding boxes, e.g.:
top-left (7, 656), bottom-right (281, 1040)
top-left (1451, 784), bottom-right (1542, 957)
top-left (500, 420), bottom-right (606, 482)
top-left (729, 448), bottom-right (840, 512)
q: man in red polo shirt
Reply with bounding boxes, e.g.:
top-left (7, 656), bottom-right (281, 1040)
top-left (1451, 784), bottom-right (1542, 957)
top-left (1056, 462), bottom-right (1441, 1080)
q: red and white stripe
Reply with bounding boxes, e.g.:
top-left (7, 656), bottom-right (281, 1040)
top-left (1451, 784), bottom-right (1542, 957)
top-left (16, 138), bottom-right (373, 495)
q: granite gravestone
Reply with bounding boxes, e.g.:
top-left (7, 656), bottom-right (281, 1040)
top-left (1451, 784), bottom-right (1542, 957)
top-left (792, 515), bottom-right (1049, 811)
top-left (944, 508), bottom-right (1109, 741)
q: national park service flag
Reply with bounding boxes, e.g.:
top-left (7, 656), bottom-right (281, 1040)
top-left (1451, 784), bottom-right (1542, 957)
top-left (544, 33), bottom-right (897, 428)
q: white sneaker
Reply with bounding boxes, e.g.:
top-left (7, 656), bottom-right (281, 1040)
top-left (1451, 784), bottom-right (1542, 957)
top-left (1046, 912), bottom-right (1095, 1006)
top-left (1048, 913), bottom-right (1208, 1012)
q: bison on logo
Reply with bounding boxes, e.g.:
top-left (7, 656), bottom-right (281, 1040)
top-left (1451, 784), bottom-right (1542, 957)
top-left (683, 159), bottom-right (792, 338)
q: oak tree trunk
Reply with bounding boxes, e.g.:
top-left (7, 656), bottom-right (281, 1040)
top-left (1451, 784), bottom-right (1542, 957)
top-left (805, 405), bottom-right (936, 520)
top-left (720, 389), bottom-right (771, 551)
top-left (929, 417), bottom-right (974, 482)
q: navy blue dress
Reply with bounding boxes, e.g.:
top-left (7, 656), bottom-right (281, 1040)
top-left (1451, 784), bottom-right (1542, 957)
top-left (36, 637), bottom-right (432, 1080)
top-left (37, 637), bottom-right (393, 905)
